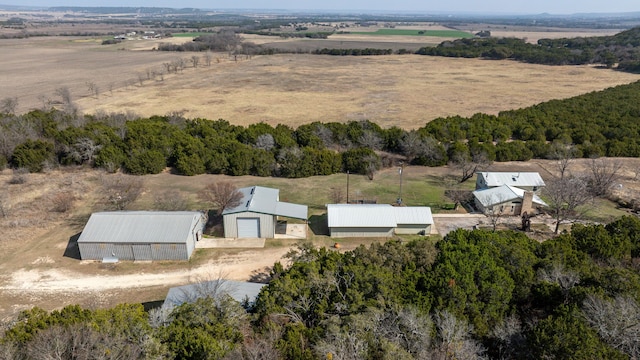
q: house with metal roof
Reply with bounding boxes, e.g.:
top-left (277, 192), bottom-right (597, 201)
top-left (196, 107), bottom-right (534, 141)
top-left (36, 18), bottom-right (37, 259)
top-left (222, 186), bottom-right (308, 238)
top-left (476, 172), bottom-right (545, 193)
top-left (473, 185), bottom-right (547, 216)
top-left (162, 280), bottom-right (266, 311)
top-left (77, 211), bottom-right (206, 261)
top-left (327, 204), bottom-right (433, 238)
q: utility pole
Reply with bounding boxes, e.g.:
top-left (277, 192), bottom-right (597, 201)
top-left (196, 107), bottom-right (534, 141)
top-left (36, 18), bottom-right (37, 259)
top-left (397, 162), bottom-right (404, 205)
top-left (346, 170), bottom-right (350, 204)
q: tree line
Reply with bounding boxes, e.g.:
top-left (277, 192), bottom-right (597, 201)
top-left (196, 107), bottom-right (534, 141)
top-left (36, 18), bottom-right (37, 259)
top-left (417, 26), bottom-right (640, 72)
top-left (2, 79), bottom-right (640, 178)
top-left (1, 216), bottom-right (640, 359)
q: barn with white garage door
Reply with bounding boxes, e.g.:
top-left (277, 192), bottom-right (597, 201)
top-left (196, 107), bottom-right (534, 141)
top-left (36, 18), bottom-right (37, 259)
top-left (222, 186), bottom-right (308, 238)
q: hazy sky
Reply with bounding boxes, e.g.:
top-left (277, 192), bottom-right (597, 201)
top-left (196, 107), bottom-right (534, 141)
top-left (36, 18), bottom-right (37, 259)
top-left (11, 1), bottom-right (640, 15)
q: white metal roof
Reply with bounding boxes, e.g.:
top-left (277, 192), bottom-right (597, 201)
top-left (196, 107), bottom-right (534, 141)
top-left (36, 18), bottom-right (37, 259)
top-left (327, 204), bottom-right (433, 228)
top-left (394, 207), bottom-right (434, 225)
top-left (77, 211), bottom-right (203, 244)
top-left (477, 172), bottom-right (545, 188)
top-left (473, 185), bottom-right (547, 207)
top-left (162, 280), bottom-right (266, 310)
top-left (222, 186), bottom-right (308, 220)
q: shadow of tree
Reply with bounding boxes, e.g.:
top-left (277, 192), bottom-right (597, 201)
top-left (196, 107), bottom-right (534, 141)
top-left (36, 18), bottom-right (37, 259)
top-left (248, 266), bottom-right (272, 284)
top-left (308, 214), bottom-right (328, 236)
top-left (63, 232), bottom-right (82, 260)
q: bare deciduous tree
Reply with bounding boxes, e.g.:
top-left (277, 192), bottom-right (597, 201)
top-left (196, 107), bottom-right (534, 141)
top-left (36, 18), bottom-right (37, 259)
top-left (582, 294), bottom-right (640, 359)
top-left (67, 137), bottom-right (102, 165)
top-left (153, 189), bottom-right (190, 211)
top-left (445, 189), bottom-right (473, 211)
top-left (203, 52), bottom-right (212, 67)
top-left (191, 55), bottom-right (200, 68)
top-left (200, 181), bottom-right (243, 215)
top-left (433, 310), bottom-right (486, 360)
top-left (85, 81), bottom-right (99, 98)
top-left (329, 187), bottom-right (345, 204)
top-left (485, 193), bottom-right (508, 232)
top-left (544, 175), bottom-right (593, 234)
top-left (450, 151), bottom-right (491, 183)
top-left (49, 190), bottom-right (75, 213)
top-left (101, 174), bottom-right (144, 210)
top-left (588, 157), bottom-right (623, 197)
top-left (313, 124), bottom-right (334, 148)
top-left (255, 133), bottom-right (275, 151)
top-left (363, 154), bottom-right (380, 180)
top-left (0, 190), bottom-right (10, 218)
top-left (548, 141), bottom-right (578, 179)
top-left (359, 130), bottom-right (383, 150)
top-left (537, 263), bottom-right (580, 300)
top-left (0, 97), bottom-right (18, 114)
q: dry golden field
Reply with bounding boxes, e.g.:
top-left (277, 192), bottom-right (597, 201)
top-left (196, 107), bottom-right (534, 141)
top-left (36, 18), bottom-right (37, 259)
top-left (2, 33), bottom-right (639, 129)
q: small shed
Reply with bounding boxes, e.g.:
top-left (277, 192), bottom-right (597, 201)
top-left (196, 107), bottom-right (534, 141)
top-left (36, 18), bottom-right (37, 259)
top-left (77, 211), bottom-right (205, 261)
top-left (222, 186), bottom-right (308, 238)
top-left (327, 204), bottom-right (433, 238)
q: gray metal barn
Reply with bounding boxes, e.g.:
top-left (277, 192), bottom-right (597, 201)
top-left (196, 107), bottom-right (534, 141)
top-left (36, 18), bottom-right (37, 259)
top-left (77, 211), bottom-right (206, 261)
top-left (222, 186), bottom-right (308, 238)
top-left (327, 204), bottom-right (433, 238)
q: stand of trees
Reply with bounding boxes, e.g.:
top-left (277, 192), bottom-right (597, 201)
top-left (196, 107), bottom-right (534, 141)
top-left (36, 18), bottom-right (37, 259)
top-left (2, 216), bottom-right (640, 359)
top-left (417, 26), bottom-right (640, 72)
top-left (2, 79), bottom-right (640, 178)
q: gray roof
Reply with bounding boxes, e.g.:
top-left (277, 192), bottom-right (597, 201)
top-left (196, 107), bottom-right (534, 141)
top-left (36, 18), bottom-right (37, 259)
top-left (78, 211), bottom-right (203, 244)
top-left (478, 172), bottom-right (545, 188)
top-left (162, 280), bottom-right (266, 310)
top-left (394, 207), bottom-right (434, 225)
top-left (327, 204), bottom-right (433, 228)
top-left (473, 185), bottom-right (547, 207)
top-left (222, 186), bottom-right (307, 220)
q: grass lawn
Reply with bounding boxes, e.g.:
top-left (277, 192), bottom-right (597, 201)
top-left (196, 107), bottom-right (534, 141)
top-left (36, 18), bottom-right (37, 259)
top-left (351, 29), bottom-right (473, 38)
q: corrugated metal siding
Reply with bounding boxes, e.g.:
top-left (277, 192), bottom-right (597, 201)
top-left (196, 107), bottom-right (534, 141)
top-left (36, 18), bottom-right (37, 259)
top-left (395, 224), bottom-right (430, 235)
top-left (223, 212), bottom-right (275, 238)
top-left (78, 243), bottom-right (189, 260)
top-left (329, 227), bottom-right (394, 238)
top-left (132, 245), bottom-right (152, 260)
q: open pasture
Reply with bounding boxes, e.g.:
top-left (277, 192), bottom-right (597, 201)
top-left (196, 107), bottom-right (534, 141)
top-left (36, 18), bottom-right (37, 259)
top-left (2, 30), bottom-right (639, 129)
top-left (350, 28), bottom-right (473, 38)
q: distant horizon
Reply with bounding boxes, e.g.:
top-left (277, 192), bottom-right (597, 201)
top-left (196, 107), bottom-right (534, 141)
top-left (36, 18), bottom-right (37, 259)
top-left (2, 1), bottom-right (639, 16)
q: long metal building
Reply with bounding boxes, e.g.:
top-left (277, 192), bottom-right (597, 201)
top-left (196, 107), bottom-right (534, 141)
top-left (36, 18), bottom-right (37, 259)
top-left (327, 204), bottom-right (433, 238)
top-left (77, 211), bottom-right (206, 261)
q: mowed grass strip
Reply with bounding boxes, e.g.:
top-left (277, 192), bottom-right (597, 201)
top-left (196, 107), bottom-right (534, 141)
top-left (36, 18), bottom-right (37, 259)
top-left (351, 29), bottom-right (473, 38)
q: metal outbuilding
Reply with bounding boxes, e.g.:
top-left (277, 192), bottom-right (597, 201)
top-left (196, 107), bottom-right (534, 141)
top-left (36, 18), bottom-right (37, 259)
top-left (327, 204), bottom-right (433, 238)
top-left (77, 211), bottom-right (206, 261)
top-left (222, 186), bottom-right (308, 238)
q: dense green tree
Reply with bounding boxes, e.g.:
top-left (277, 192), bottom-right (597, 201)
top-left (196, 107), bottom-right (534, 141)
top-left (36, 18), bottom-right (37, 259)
top-left (527, 305), bottom-right (626, 360)
top-left (124, 148), bottom-right (166, 175)
top-left (10, 139), bottom-right (55, 172)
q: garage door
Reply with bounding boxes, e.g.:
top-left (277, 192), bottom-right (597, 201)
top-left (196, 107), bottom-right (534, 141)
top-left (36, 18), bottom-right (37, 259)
top-left (237, 218), bottom-right (260, 238)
